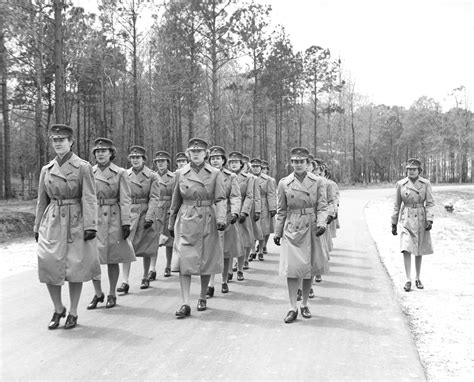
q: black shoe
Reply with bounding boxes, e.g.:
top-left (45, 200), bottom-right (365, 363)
top-left (227, 272), bottom-right (233, 282)
top-left (249, 253), bottom-right (256, 262)
top-left (263, 246), bottom-right (267, 254)
top-left (284, 309), bottom-right (298, 323)
top-left (404, 281), bottom-right (412, 292)
top-left (237, 271), bottom-right (244, 281)
top-left (258, 252), bottom-right (264, 261)
top-left (106, 295), bottom-right (116, 309)
top-left (243, 261), bottom-right (249, 270)
top-left (197, 298), bottom-right (207, 311)
top-left (256, 244), bottom-right (260, 253)
top-left (232, 263), bottom-right (238, 272)
top-left (140, 278), bottom-right (150, 289)
top-left (309, 288), bottom-right (315, 299)
top-left (206, 286), bottom-right (215, 298)
top-left (296, 289), bottom-right (302, 301)
top-left (148, 270), bottom-right (156, 281)
top-left (64, 314), bottom-right (78, 329)
top-left (48, 307), bottom-right (66, 330)
top-left (415, 280), bottom-right (424, 289)
top-left (87, 293), bottom-right (104, 310)
top-left (164, 267), bottom-right (171, 277)
top-left (221, 283), bottom-right (229, 294)
top-left (300, 306), bottom-right (311, 319)
top-left (117, 282), bottom-right (129, 294)
top-left (314, 275), bottom-right (322, 283)
top-left (175, 304), bottom-right (191, 318)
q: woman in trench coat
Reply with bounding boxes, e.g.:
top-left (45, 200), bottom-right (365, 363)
top-left (86, 138), bottom-right (136, 310)
top-left (34, 124), bottom-right (101, 330)
top-left (273, 147), bottom-right (328, 323)
top-left (391, 158), bottom-right (434, 292)
top-left (169, 138), bottom-right (227, 318)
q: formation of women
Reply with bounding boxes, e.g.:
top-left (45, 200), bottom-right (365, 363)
top-left (35, 123), bottom-right (434, 330)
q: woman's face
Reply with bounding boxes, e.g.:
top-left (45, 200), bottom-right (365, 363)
top-left (210, 155), bottom-right (224, 169)
top-left (407, 167), bottom-right (420, 179)
top-left (228, 160), bottom-right (241, 172)
top-left (291, 159), bottom-right (307, 174)
top-left (155, 159), bottom-right (168, 172)
top-left (251, 164), bottom-right (261, 175)
top-left (51, 137), bottom-right (72, 156)
top-left (95, 149), bottom-right (112, 165)
top-left (188, 149), bottom-right (206, 165)
top-left (176, 159), bottom-right (188, 169)
top-left (130, 155), bottom-right (144, 169)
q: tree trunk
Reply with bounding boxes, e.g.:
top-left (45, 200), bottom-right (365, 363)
top-left (53, 0), bottom-right (65, 124)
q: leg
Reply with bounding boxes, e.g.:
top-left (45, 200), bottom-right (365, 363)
top-left (121, 262), bottom-right (131, 283)
top-left (150, 253), bottom-right (158, 272)
top-left (200, 275), bottom-right (211, 300)
top-left (301, 278), bottom-right (313, 307)
top-left (165, 246), bottom-right (173, 269)
top-left (237, 255), bottom-right (245, 272)
top-left (92, 279), bottom-right (103, 297)
top-left (403, 251), bottom-right (411, 281)
top-left (142, 257), bottom-right (151, 278)
top-left (68, 282), bottom-right (83, 316)
top-left (415, 255), bottom-right (422, 280)
top-left (222, 258), bottom-right (230, 283)
top-left (179, 274), bottom-right (191, 305)
top-left (46, 284), bottom-right (64, 313)
top-left (209, 274), bottom-right (216, 288)
top-left (108, 264), bottom-right (120, 297)
top-left (287, 278), bottom-right (300, 311)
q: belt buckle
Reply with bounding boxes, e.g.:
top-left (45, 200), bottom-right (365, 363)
top-left (301, 208), bottom-right (306, 215)
top-left (56, 199), bottom-right (63, 206)
top-left (196, 199), bottom-right (202, 207)
top-left (98, 198), bottom-right (104, 206)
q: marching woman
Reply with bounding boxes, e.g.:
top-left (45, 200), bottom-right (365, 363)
top-left (148, 151), bottom-right (176, 280)
top-left (325, 168), bottom-right (340, 240)
top-left (273, 147), bottom-right (328, 323)
top-left (248, 158), bottom-right (262, 262)
top-left (86, 138), bottom-right (135, 310)
top-left (261, 160), bottom-right (277, 255)
top-left (175, 152), bottom-right (188, 170)
top-left (207, 146), bottom-right (241, 295)
top-left (117, 146), bottom-right (160, 293)
top-left (34, 124), bottom-right (100, 329)
top-left (391, 158), bottom-right (434, 292)
top-left (169, 138), bottom-right (227, 318)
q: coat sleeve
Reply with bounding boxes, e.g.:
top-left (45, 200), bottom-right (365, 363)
top-left (229, 174), bottom-right (242, 216)
top-left (315, 178), bottom-right (328, 227)
top-left (81, 163), bottom-right (98, 231)
top-left (241, 176), bottom-right (253, 216)
top-left (146, 173), bottom-right (160, 222)
top-left (214, 171), bottom-right (227, 225)
top-left (34, 168), bottom-right (50, 233)
top-left (168, 171), bottom-right (183, 230)
top-left (119, 169), bottom-right (132, 226)
top-left (274, 180), bottom-right (287, 237)
top-left (326, 181), bottom-right (336, 217)
top-left (253, 176), bottom-right (261, 213)
top-left (425, 181), bottom-right (435, 222)
top-left (267, 177), bottom-right (277, 212)
top-left (391, 182), bottom-right (402, 225)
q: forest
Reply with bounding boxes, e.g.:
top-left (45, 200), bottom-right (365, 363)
top-left (1, 0), bottom-right (473, 199)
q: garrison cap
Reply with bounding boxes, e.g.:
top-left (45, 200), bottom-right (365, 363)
top-left (290, 147), bottom-right (310, 160)
top-left (154, 151), bottom-right (171, 161)
top-left (406, 158), bottom-right (422, 169)
top-left (261, 160), bottom-right (269, 169)
top-left (92, 137), bottom-right (115, 154)
top-left (209, 146), bottom-right (226, 157)
top-left (128, 145), bottom-right (147, 158)
top-left (228, 151), bottom-right (243, 161)
top-left (250, 158), bottom-right (263, 166)
top-left (49, 124), bottom-right (73, 138)
top-left (242, 155), bottom-right (250, 163)
top-left (175, 152), bottom-right (188, 161)
top-left (187, 138), bottom-right (208, 150)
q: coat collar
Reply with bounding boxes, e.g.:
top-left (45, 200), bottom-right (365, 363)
top-left (286, 172), bottom-right (316, 195)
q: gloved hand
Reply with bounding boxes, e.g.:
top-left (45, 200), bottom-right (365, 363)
top-left (315, 226), bottom-right (326, 237)
top-left (391, 224), bottom-right (397, 236)
top-left (35, 232), bottom-right (39, 242)
top-left (425, 221), bottom-right (433, 231)
top-left (270, 210), bottom-right (276, 218)
top-left (326, 215), bottom-right (334, 224)
top-left (144, 220), bottom-right (153, 229)
top-left (230, 213), bottom-right (238, 224)
top-left (334, 212), bottom-right (338, 220)
top-left (84, 230), bottom-right (96, 241)
top-left (169, 229), bottom-right (174, 238)
top-left (238, 213), bottom-right (247, 223)
top-left (122, 225), bottom-right (131, 240)
top-left (217, 222), bottom-right (226, 231)
top-left (273, 236), bottom-right (281, 246)
top-left (253, 212), bottom-right (261, 222)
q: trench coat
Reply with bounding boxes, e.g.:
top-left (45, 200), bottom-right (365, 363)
top-left (327, 179), bottom-right (340, 237)
top-left (221, 169), bottom-right (242, 259)
top-left (34, 153), bottom-right (101, 285)
top-left (128, 166), bottom-right (160, 257)
top-left (93, 163), bottom-right (136, 265)
top-left (169, 163), bottom-right (227, 275)
top-left (251, 174), bottom-right (263, 241)
top-left (268, 176), bottom-right (277, 234)
top-left (391, 176), bottom-right (434, 256)
top-left (256, 173), bottom-right (277, 236)
top-left (152, 170), bottom-right (176, 247)
top-left (324, 177), bottom-right (336, 252)
top-left (275, 172), bottom-right (329, 279)
top-left (236, 171), bottom-right (254, 249)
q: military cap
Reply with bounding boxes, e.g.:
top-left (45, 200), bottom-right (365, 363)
top-left (313, 157), bottom-right (324, 166)
top-left (250, 158), bottom-right (263, 166)
top-left (128, 145), bottom-right (147, 159)
top-left (228, 151), bottom-right (243, 161)
top-left (406, 158), bottom-right (422, 169)
top-left (187, 138), bottom-right (208, 150)
top-left (175, 152), bottom-right (188, 161)
top-left (49, 124), bottom-right (73, 138)
top-left (209, 146), bottom-right (226, 157)
top-left (242, 155), bottom-right (250, 163)
top-left (290, 147), bottom-right (310, 160)
top-left (92, 137), bottom-right (115, 154)
top-left (154, 151), bottom-right (171, 161)
top-left (261, 160), bottom-right (269, 169)
top-left (308, 154), bottom-right (314, 162)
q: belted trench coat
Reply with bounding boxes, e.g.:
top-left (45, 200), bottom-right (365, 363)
top-left (236, 171), bottom-right (254, 249)
top-left (267, 175), bottom-right (277, 234)
top-left (151, 170), bottom-right (176, 247)
top-left (256, 173), bottom-right (277, 236)
top-left (251, 174), bottom-right (263, 241)
top-left (220, 168), bottom-right (242, 259)
top-left (34, 153), bottom-right (101, 285)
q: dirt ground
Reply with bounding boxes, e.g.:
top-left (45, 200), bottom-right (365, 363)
top-left (365, 186), bottom-right (474, 381)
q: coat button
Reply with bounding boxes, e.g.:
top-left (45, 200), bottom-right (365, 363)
top-left (198, 215), bottom-right (203, 218)
top-left (61, 214), bottom-right (65, 218)
top-left (104, 212), bottom-right (108, 216)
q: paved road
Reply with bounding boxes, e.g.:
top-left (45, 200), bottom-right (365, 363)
top-left (1, 189), bottom-right (425, 381)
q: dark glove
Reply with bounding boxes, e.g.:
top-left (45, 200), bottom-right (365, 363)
top-left (84, 230), bottom-right (96, 241)
top-left (391, 224), bottom-right (397, 236)
top-left (315, 226), bottom-right (326, 237)
top-left (253, 212), bottom-right (261, 222)
top-left (34, 232), bottom-right (39, 242)
top-left (326, 215), bottom-right (334, 224)
top-left (122, 225), bottom-right (131, 240)
top-left (217, 222), bottom-right (226, 231)
top-left (425, 221), bottom-right (433, 231)
top-left (230, 213), bottom-right (238, 224)
top-left (270, 210), bottom-right (276, 218)
top-left (169, 229), bottom-right (174, 238)
top-left (334, 212), bottom-right (338, 220)
top-left (144, 220), bottom-right (153, 229)
top-left (273, 236), bottom-right (281, 246)
top-left (238, 213), bottom-right (247, 223)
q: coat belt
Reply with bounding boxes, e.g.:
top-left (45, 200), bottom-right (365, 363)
top-left (182, 200), bottom-right (213, 207)
top-left (98, 198), bottom-right (118, 206)
top-left (159, 196), bottom-right (172, 201)
top-left (132, 197), bottom-right (149, 204)
top-left (288, 207), bottom-right (314, 215)
top-left (404, 203), bottom-right (424, 208)
top-left (50, 198), bottom-right (81, 206)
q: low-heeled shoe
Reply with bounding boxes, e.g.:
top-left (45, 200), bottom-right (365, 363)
top-left (300, 306), bottom-right (311, 319)
top-left (284, 309), bottom-right (298, 323)
top-left (48, 307), bottom-right (66, 330)
top-left (117, 282), bottom-right (129, 294)
top-left (232, 263), bottom-right (238, 272)
top-left (258, 253), bottom-right (264, 261)
top-left (164, 267), bottom-right (171, 277)
top-left (415, 280), bottom-right (424, 289)
top-left (404, 281), bottom-right (412, 292)
top-left (237, 271), bottom-right (244, 281)
top-left (64, 314), bottom-right (78, 329)
top-left (249, 253), bottom-right (256, 261)
top-left (148, 270), bottom-right (157, 281)
top-left (197, 299), bottom-right (207, 311)
top-left (106, 295), bottom-right (117, 309)
top-left (206, 286), bottom-right (215, 298)
top-left (175, 304), bottom-right (191, 318)
top-left (221, 283), bottom-right (229, 294)
top-left (263, 247), bottom-right (267, 254)
top-left (243, 261), bottom-right (249, 270)
top-left (314, 275), bottom-right (322, 283)
top-left (309, 288), bottom-right (315, 299)
top-left (227, 273), bottom-right (233, 282)
top-left (140, 278), bottom-right (150, 289)
top-left (87, 293), bottom-right (105, 310)
top-left (296, 289), bottom-right (302, 301)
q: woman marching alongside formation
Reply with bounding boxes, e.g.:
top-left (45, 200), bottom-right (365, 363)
top-left (207, 146), bottom-right (242, 295)
top-left (86, 138), bottom-right (136, 310)
top-left (117, 146), bottom-right (160, 293)
top-left (391, 158), bottom-right (434, 292)
top-left (274, 147), bottom-right (329, 323)
top-left (34, 124), bottom-right (100, 329)
top-left (168, 138), bottom-right (227, 318)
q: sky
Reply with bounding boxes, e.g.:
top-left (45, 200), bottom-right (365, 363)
top-left (75, 0), bottom-right (474, 110)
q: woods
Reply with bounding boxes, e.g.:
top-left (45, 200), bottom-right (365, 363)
top-left (1, 0), bottom-right (473, 199)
